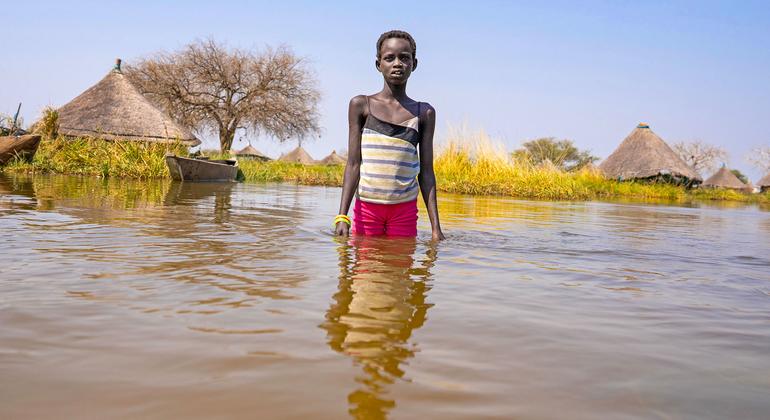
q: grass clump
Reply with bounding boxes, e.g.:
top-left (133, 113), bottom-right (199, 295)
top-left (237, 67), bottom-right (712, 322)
top-left (4, 136), bottom-right (186, 179)
top-left (239, 160), bottom-right (344, 185)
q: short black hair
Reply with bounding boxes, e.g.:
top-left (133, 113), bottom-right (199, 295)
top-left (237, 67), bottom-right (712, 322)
top-left (376, 30), bottom-right (416, 59)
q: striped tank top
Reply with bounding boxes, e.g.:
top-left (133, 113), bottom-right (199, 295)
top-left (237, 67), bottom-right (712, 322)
top-left (358, 97), bottom-right (421, 204)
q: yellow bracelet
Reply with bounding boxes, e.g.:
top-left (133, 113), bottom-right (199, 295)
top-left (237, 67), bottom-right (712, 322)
top-left (334, 215), bottom-right (351, 223)
top-left (334, 215), bottom-right (351, 226)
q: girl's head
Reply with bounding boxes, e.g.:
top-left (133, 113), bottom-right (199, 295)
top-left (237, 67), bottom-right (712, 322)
top-left (375, 30), bottom-right (417, 84)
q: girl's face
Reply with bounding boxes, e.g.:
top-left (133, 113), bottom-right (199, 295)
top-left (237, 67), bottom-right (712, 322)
top-left (376, 38), bottom-right (417, 85)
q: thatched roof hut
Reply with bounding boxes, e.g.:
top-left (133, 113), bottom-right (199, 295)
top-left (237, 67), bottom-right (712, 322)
top-left (236, 144), bottom-right (271, 161)
top-left (758, 173), bottom-right (770, 192)
top-left (57, 59), bottom-right (200, 146)
top-left (278, 146), bottom-right (315, 164)
top-left (702, 166), bottom-right (748, 190)
top-left (599, 123), bottom-right (701, 184)
top-left (742, 181), bottom-right (756, 194)
top-left (319, 150), bottom-right (346, 165)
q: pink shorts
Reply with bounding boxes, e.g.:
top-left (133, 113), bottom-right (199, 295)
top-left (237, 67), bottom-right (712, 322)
top-left (352, 199), bottom-right (418, 237)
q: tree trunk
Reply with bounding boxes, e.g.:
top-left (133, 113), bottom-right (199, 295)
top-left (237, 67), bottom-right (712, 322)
top-left (219, 129), bottom-right (235, 153)
top-left (218, 118), bottom-right (239, 153)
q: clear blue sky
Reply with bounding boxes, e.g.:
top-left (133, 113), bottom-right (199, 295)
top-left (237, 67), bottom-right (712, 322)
top-left (3, 1), bottom-right (769, 179)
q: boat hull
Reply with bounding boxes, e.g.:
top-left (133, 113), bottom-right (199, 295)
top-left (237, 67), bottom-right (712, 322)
top-left (0, 135), bottom-right (42, 165)
top-left (165, 155), bottom-right (238, 182)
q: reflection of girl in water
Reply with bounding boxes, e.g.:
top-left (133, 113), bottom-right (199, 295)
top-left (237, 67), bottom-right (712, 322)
top-left (321, 236), bottom-right (437, 419)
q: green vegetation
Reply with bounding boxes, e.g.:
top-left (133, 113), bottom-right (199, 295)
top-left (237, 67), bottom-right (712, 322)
top-left (3, 134), bottom-right (768, 205)
top-left (4, 136), bottom-right (185, 179)
top-left (730, 169), bottom-right (748, 184)
top-left (238, 160), bottom-right (343, 185)
top-left (512, 137), bottom-right (598, 171)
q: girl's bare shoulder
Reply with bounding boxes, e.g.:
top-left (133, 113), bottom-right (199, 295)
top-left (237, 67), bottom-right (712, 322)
top-left (349, 95), bottom-right (368, 109)
top-left (348, 95), bottom-right (369, 118)
top-left (418, 101), bottom-right (436, 121)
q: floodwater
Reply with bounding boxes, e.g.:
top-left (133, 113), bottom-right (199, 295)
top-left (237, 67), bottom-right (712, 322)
top-left (1, 174), bottom-right (769, 420)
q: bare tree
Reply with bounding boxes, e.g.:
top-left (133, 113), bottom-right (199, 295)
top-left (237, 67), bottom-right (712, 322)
top-left (125, 39), bottom-right (321, 152)
top-left (673, 140), bottom-right (728, 176)
top-left (747, 146), bottom-right (770, 173)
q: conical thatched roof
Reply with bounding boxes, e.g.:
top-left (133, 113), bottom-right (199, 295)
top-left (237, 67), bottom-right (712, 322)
top-left (278, 146), bottom-right (315, 164)
top-left (236, 144), bottom-right (271, 161)
top-left (599, 123), bottom-right (701, 183)
top-left (57, 60), bottom-right (199, 146)
top-left (320, 150), bottom-right (346, 165)
top-left (702, 166), bottom-right (747, 189)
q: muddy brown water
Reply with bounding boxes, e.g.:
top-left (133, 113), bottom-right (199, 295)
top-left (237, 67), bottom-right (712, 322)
top-left (1, 174), bottom-right (769, 419)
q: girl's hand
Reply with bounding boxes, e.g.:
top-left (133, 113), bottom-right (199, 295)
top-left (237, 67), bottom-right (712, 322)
top-left (432, 229), bottom-right (446, 241)
top-left (335, 221), bottom-right (351, 236)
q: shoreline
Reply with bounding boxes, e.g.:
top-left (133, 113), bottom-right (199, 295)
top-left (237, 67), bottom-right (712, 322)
top-left (2, 136), bottom-right (768, 206)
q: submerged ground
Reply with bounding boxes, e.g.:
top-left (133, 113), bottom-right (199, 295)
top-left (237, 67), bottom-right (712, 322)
top-left (1, 174), bottom-right (769, 419)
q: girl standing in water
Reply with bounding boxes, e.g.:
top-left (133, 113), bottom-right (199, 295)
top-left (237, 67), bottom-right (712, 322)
top-left (334, 30), bottom-right (445, 240)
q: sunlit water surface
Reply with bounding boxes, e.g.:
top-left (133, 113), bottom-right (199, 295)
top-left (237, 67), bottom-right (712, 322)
top-left (1, 174), bottom-right (769, 419)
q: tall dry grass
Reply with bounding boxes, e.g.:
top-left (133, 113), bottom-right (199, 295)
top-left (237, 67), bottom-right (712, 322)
top-left (433, 126), bottom-right (693, 201)
top-left (435, 127), bottom-right (587, 199)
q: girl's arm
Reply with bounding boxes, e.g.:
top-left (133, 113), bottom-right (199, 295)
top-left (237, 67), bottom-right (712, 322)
top-left (418, 103), bottom-right (445, 241)
top-left (335, 95), bottom-right (367, 236)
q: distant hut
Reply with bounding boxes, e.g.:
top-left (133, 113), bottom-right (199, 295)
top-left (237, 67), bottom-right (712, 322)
top-left (599, 123), bottom-right (701, 185)
top-left (758, 173), bottom-right (770, 193)
top-left (702, 166), bottom-right (749, 190)
top-left (319, 150), bottom-right (346, 165)
top-left (56, 59), bottom-right (200, 146)
top-left (279, 146), bottom-right (315, 164)
top-left (236, 144), bottom-right (271, 161)
top-left (742, 181), bottom-right (756, 194)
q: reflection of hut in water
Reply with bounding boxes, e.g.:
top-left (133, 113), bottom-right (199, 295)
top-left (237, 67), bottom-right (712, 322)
top-left (56, 59), bottom-right (200, 146)
top-left (599, 123), bottom-right (701, 185)
top-left (235, 144), bottom-right (271, 161)
top-left (702, 166), bottom-right (749, 191)
top-left (756, 173), bottom-right (770, 193)
top-left (319, 150), bottom-right (346, 165)
top-left (278, 146), bottom-right (315, 164)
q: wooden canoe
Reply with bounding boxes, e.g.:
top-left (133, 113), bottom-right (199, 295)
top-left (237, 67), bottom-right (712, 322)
top-left (0, 135), bottom-right (41, 165)
top-left (165, 155), bottom-right (238, 182)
